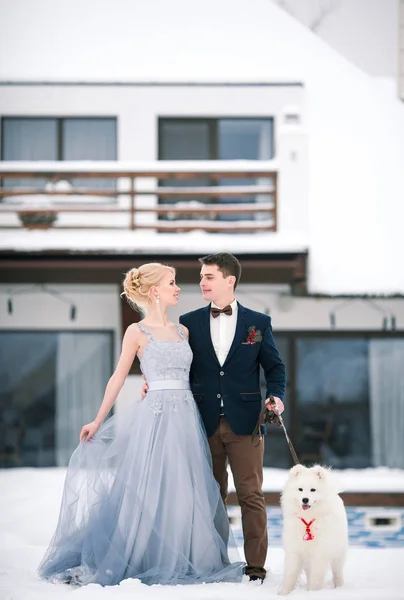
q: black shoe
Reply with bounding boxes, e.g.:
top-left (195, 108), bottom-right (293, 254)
top-left (249, 574), bottom-right (265, 584)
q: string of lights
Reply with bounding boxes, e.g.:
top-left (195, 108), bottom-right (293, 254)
top-left (6, 284), bottom-right (77, 321)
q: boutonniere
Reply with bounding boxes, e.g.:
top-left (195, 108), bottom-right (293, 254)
top-left (242, 326), bottom-right (263, 345)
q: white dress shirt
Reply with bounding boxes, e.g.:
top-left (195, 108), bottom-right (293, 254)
top-left (210, 298), bottom-right (238, 366)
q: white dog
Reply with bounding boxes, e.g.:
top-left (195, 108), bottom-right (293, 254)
top-left (278, 464), bottom-right (348, 595)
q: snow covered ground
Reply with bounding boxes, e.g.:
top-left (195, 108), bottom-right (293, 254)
top-left (0, 467), bottom-right (403, 599)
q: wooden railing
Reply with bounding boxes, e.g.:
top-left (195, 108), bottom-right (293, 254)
top-left (0, 161), bottom-right (278, 232)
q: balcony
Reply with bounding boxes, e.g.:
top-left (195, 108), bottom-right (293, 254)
top-left (0, 160), bottom-right (278, 233)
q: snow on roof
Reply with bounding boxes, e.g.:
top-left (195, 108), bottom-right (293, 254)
top-left (0, 229), bottom-right (308, 255)
top-left (0, 0), bottom-right (369, 82)
top-left (0, 159), bottom-right (279, 174)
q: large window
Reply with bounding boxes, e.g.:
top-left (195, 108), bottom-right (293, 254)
top-left (261, 334), bottom-right (291, 469)
top-left (295, 337), bottom-right (371, 469)
top-left (158, 118), bottom-right (274, 223)
top-left (1, 117), bottom-right (117, 190)
top-left (261, 333), bottom-right (404, 470)
top-left (0, 331), bottom-right (113, 468)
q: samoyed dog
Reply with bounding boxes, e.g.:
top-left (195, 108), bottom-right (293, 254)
top-left (278, 464), bottom-right (348, 595)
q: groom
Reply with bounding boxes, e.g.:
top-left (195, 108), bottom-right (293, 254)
top-left (179, 252), bottom-right (286, 582)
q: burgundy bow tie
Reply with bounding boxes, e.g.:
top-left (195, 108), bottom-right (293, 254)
top-left (211, 305), bottom-right (233, 318)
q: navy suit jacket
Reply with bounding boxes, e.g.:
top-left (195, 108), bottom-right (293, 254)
top-left (180, 303), bottom-right (286, 437)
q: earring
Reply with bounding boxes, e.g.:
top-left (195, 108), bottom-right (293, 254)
top-left (156, 296), bottom-right (160, 304)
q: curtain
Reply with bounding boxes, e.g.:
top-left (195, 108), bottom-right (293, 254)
top-left (369, 339), bottom-right (404, 468)
top-left (55, 332), bottom-right (112, 466)
top-left (2, 118), bottom-right (57, 190)
top-left (2, 118), bottom-right (57, 162)
top-left (218, 119), bottom-right (274, 222)
top-left (0, 332), bottom-right (56, 395)
top-left (158, 120), bottom-right (210, 213)
top-left (62, 118), bottom-right (116, 161)
top-left (159, 120), bottom-right (210, 160)
top-left (2, 117), bottom-right (116, 194)
top-left (62, 118), bottom-right (116, 190)
top-left (0, 333), bottom-right (57, 468)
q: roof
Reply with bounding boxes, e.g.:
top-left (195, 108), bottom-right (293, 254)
top-left (0, 0), bottom-right (371, 82)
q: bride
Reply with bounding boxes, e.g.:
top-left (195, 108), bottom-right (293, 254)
top-left (37, 262), bottom-right (244, 587)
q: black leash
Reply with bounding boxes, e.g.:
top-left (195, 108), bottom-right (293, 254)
top-left (252, 395), bottom-right (300, 466)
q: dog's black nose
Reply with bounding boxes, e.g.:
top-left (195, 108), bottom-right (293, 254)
top-left (302, 497), bottom-right (309, 504)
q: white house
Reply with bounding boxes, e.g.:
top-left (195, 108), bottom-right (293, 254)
top-left (0, 0), bottom-right (403, 471)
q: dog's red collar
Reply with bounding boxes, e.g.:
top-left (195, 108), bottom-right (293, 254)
top-left (300, 518), bottom-right (315, 541)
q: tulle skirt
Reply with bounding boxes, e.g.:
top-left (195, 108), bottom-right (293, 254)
top-left (37, 390), bottom-right (245, 586)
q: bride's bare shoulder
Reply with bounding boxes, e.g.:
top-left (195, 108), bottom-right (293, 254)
top-left (125, 323), bottom-right (144, 338)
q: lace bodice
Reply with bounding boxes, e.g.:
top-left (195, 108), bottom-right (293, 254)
top-left (137, 323), bottom-right (193, 382)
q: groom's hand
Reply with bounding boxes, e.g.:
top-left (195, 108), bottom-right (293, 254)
top-left (141, 374), bottom-right (149, 399)
top-left (265, 396), bottom-right (284, 415)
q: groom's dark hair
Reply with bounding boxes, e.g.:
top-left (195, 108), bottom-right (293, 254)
top-left (198, 252), bottom-right (242, 290)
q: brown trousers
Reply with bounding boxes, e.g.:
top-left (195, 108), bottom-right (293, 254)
top-left (208, 416), bottom-right (267, 577)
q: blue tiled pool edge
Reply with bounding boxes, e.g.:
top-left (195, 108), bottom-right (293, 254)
top-left (228, 506), bottom-right (404, 548)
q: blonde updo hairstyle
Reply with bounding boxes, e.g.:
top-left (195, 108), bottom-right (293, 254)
top-left (122, 263), bottom-right (175, 312)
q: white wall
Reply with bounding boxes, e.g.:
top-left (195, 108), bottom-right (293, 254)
top-left (0, 83), bottom-right (309, 238)
top-left (0, 284), bottom-right (120, 332)
top-left (0, 84), bottom-right (304, 160)
top-left (3, 283), bottom-right (403, 338)
top-left (163, 284), bottom-right (404, 332)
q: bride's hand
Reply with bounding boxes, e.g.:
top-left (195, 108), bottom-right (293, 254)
top-left (80, 421), bottom-right (100, 442)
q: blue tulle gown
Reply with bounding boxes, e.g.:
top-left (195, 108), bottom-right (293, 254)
top-left (38, 323), bottom-right (245, 586)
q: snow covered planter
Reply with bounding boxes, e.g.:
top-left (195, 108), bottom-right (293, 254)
top-left (17, 180), bottom-right (66, 228)
top-left (18, 210), bottom-right (58, 229)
